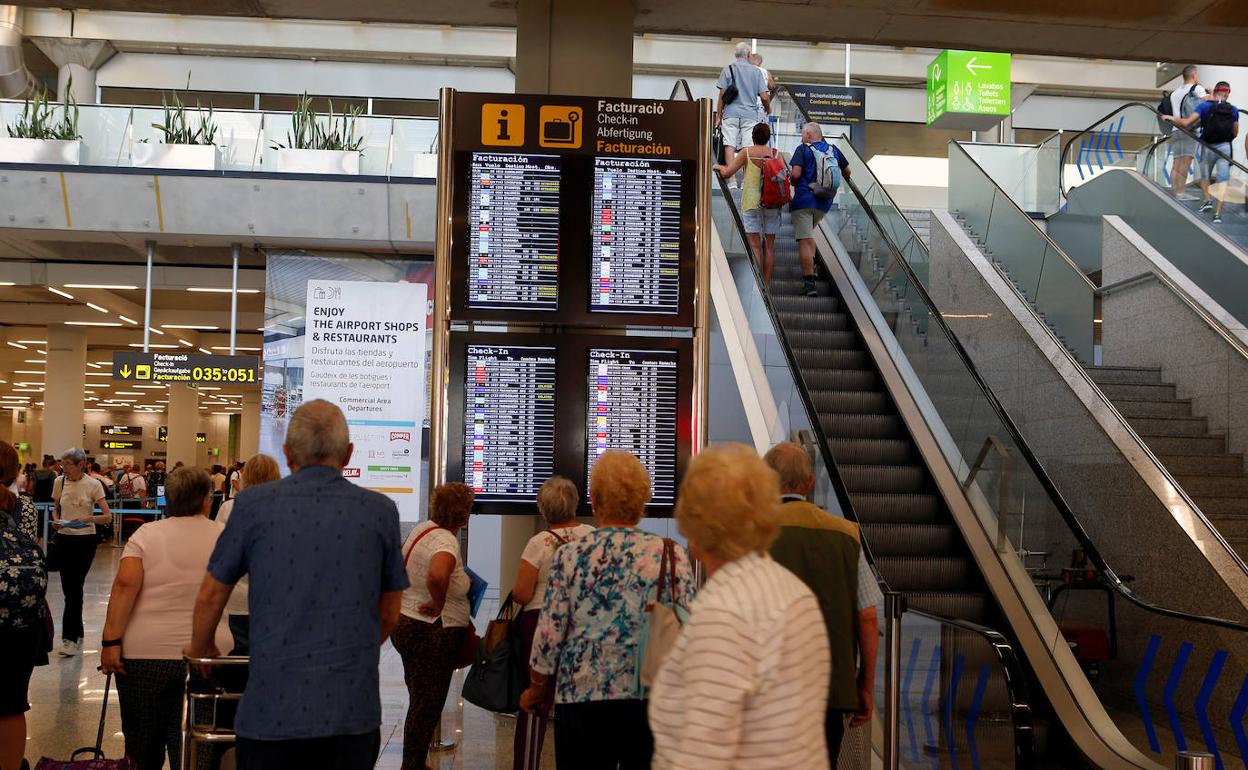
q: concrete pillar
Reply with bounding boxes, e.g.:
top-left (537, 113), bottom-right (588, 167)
top-left (41, 326), bottom-right (86, 457)
top-left (514, 0), bottom-right (635, 97)
top-left (239, 391), bottom-right (260, 460)
top-left (166, 384), bottom-right (199, 469)
top-left (29, 38), bottom-right (116, 104)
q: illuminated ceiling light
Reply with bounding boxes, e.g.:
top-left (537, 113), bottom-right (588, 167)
top-left (48, 287), bottom-right (74, 300)
top-left (64, 284), bottom-right (140, 290)
top-left (211, 346), bottom-right (261, 352)
top-left (12, 388), bottom-right (43, 393)
top-left (211, 411), bottom-right (232, 415)
top-left (85, 408), bottom-right (107, 412)
top-left (199, 347), bottom-right (212, 355)
top-left (94, 360), bottom-right (111, 366)
top-left (85, 302), bottom-right (109, 314)
top-left (127, 343), bottom-right (179, 349)
top-left (198, 386), bottom-right (220, 391)
top-left (87, 362), bottom-right (101, 369)
top-left (34, 349), bottom-right (46, 356)
top-left (0, 281), bottom-right (15, 286)
top-left (65, 321), bottom-right (123, 327)
top-left (147, 327), bottom-right (165, 336)
top-left (6, 342), bottom-right (26, 350)
top-left (132, 384), bottom-right (165, 389)
top-left (16, 340), bottom-right (45, 345)
top-left (22, 359), bottom-right (44, 364)
top-left (179, 339), bottom-right (193, 347)
top-left (118, 315), bottom-right (138, 325)
top-left (187, 287), bottom-right (260, 294)
top-left (13, 370), bottom-right (43, 374)
top-left (114, 391), bottom-right (143, 396)
top-left (0, 396), bottom-right (29, 401)
top-left (85, 372), bottom-right (113, 377)
top-left (162, 324), bottom-right (218, 330)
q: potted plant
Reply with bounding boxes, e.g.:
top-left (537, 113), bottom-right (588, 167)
top-left (133, 86), bottom-right (220, 170)
top-left (270, 93), bottom-right (364, 174)
top-left (0, 86), bottom-right (81, 165)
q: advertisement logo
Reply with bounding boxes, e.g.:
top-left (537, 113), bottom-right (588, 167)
top-left (342, 467), bottom-right (361, 478)
top-left (390, 431), bottom-right (411, 442)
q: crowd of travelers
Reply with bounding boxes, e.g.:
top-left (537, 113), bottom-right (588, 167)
top-left (1, 397), bottom-right (880, 770)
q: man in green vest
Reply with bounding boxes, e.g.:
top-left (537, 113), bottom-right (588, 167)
top-left (765, 442), bottom-right (882, 764)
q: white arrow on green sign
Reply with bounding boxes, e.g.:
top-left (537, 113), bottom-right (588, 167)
top-left (926, 50), bottom-right (1012, 130)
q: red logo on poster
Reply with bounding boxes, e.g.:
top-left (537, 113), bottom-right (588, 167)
top-left (390, 432), bottom-right (411, 442)
top-left (342, 467), bottom-right (361, 478)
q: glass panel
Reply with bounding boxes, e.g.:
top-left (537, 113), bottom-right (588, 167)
top-left (391, 117), bottom-right (440, 178)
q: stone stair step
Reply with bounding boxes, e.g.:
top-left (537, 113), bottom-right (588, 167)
top-left (1126, 415), bottom-right (1209, 438)
top-left (1192, 496), bottom-right (1248, 516)
top-left (1138, 434), bottom-right (1228, 455)
top-left (1156, 453), bottom-right (1246, 476)
top-left (1112, 398), bottom-right (1194, 419)
top-left (1206, 514), bottom-right (1248, 540)
top-left (1084, 365), bottom-right (1164, 386)
top-left (1177, 474), bottom-right (1248, 498)
top-left (1095, 382), bottom-right (1178, 402)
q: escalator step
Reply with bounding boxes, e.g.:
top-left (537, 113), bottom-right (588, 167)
top-left (838, 463), bottom-right (927, 493)
top-left (801, 368), bottom-right (878, 392)
top-left (861, 523), bottom-right (959, 555)
top-left (850, 493), bottom-right (941, 523)
top-left (777, 309), bottom-right (847, 331)
top-left (810, 390), bottom-right (889, 415)
top-left (829, 437), bottom-right (912, 464)
top-left (795, 347), bottom-right (870, 371)
top-left (821, 413), bottom-right (904, 440)
top-left (772, 278), bottom-right (834, 297)
top-left (785, 329), bottom-right (859, 351)
top-left (874, 556), bottom-right (975, 592)
top-left (770, 294), bottom-right (843, 318)
top-left (902, 592), bottom-right (990, 623)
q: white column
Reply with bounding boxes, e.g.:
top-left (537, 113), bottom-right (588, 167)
top-left (166, 384), bottom-right (199, 468)
top-left (29, 38), bottom-right (116, 104)
top-left (41, 325), bottom-right (86, 457)
top-left (239, 391), bottom-right (260, 460)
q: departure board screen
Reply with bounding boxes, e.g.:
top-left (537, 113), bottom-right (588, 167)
top-left (463, 344), bottom-right (557, 502)
top-left (467, 153), bottom-right (561, 311)
top-left (590, 157), bottom-right (683, 314)
top-left (586, 347), bottom-right (679, 507)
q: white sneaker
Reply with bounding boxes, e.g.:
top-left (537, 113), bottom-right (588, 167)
top-left (57, 639), bottom-right (81, 657)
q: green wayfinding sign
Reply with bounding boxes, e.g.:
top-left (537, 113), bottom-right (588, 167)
top-left (926, 50), bottom-right (1011, 130)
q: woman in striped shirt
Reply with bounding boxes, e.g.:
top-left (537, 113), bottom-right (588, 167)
top-left (650, 443), bottom-right (832, 770)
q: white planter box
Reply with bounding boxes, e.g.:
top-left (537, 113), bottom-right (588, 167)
top-left (0, 137), bottom-right (81, 165)
top-left (274, 148), bottom-right (360, 175)
top-left (132, 143), bottom-right (219, 170)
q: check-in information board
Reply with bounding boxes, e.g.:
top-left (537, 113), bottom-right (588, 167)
top-left (437, 89), bottom-right (707, 515)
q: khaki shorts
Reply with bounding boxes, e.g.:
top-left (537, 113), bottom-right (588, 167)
top-left (791, 208), bottom-right (827, 240)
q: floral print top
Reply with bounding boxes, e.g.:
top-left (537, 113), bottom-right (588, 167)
top-left (530, 527), bottom-right (695, 704)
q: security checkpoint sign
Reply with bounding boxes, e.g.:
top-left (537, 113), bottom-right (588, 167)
top-left (926, 50), bottom-right (1011, 130)
top-left (112, 351), bottom-right (259, 384)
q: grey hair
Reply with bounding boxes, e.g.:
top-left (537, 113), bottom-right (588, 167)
top-left (60, 447), bottom-right (88, 465)
top-left (537, 476), bottom-right (579, 525)
top-left (285, 399), bottom-right (350, 466)
top-left (802, 121), bottom-right (823, 139)
top-left (763, 442), bottom-right (813, 492)
top-left (734, 41), bottom-right (752, 59)
top-left (165, 466), bottom-right (211, 518)
top-left (1182, 64), bottom-right (1198, 80)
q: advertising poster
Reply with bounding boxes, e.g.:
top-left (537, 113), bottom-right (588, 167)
top-left (301, 279), bottom-right (427, 519)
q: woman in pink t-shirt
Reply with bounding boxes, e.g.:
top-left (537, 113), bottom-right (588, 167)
top-left (99, 466), bottom-right (232, 770)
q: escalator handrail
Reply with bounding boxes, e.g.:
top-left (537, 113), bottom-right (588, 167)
top-left (948, 139), bottom-right (1098, 291)
top-left (834, 156), bottom-right (1248, 635)
top-left (773, 83), bottom-right (931, 262)
top-left (669, 77), bottom-right (875, 573)
top-left (1059, 100), bottom-right (1248, 195)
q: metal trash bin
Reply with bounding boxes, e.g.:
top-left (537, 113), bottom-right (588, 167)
top-left (1176, 752), bottom-right (1216, 770)
top-left (182, 655), bottom-right (249, 770)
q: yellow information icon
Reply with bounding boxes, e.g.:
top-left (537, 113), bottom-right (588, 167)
top-left (539, 106), bottom-right (582, 148)
top-left (136, 364), bottom-right (151, 380)
top-left (481, 103), bottom-right (524, 146)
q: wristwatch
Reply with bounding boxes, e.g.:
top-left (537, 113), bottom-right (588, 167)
top-left (101, 638), bottom-right (122, 648)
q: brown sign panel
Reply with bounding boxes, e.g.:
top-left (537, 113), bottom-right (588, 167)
top-left (452, 92), bottom-right (701, 161)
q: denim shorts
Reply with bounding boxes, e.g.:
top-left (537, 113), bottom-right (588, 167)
top-left (1171, 134), bottom-right (1199, 160)
top-left (742, 206), bottom-right (781, 235)
top-left (1200, 142), bottom-right (1233, 183)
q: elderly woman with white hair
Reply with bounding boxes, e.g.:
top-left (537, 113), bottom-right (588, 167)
top-left (50, 446), bottom-right (113, 657)
top-left (649, 443), bottom-right (832, 770)
top-left (520, 451), bottom-right (694, 770)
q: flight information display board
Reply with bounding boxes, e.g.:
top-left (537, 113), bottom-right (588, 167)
top-left (466, 153), bottom-right (561, 311)
top-left (590, 158), bottom-right (682, 314)
top-left (462, 344), bottom-right (557, 502)
top-left (586, 347), bottom-right (679, 507)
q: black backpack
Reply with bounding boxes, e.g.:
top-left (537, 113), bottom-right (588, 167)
top-left (1158, 90), bottom-right (1174, 116)
top-left (0, 505), bottom-right (48, 631)
top-left (1201, 101), bottom-right (1237, 144)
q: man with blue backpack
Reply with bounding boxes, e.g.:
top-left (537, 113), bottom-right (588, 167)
top-left (789, 122), bottom-right (850, 297)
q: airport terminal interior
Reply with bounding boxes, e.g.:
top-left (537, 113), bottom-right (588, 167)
top-left (2, 0), bottom-right (1248, 768)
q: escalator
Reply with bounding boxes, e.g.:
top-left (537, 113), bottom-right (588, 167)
top-left (689, 80), bottom-right (1248, 769)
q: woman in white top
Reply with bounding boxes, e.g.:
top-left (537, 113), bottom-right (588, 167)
top-left (650, 443), bottom-right (832, 770)
top-left (215, 453), bottom-right (281, 655)
top-left (510, 477), bottom-right (595, 770)
top-left (392, 482), bottom-right (474, 770)
top-left (99, 466), bottom-right (232, 770)
top-left (50, 447), bottom-right (113, 657)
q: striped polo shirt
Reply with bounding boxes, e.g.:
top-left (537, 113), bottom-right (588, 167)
top-left (649, 552), bottom-right (831, 770)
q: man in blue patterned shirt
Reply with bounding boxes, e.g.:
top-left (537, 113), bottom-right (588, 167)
top-left (187, 399), bottom-right (409, 770)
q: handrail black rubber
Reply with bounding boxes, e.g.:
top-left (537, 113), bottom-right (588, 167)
top-left (1059, 100), bottom-right (1248, 196)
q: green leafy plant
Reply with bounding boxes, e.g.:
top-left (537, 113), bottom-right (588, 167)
top-left (271, 92), bottom-right (364, 153)
top-left (150, 76), bottom-right (219, 145)
top-left (5, 82), bottom-right (80, 141)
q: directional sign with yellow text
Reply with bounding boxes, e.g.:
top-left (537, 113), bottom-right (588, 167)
top-left (113, 351), bottom-right (259, 384)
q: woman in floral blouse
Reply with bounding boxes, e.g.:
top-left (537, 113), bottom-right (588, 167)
top-left (520, 450), bottom-right (694, 769)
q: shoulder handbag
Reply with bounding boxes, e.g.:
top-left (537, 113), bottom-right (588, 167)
top-left (721, 63), bottom-right (740, 107)
top-left (461, 592), bottom-right (527, 713)
top-left (638, 537), bottom-right (687, 691)
top-left (35, 672), bottom-right (137, 769)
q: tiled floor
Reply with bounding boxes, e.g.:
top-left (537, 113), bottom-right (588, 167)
top-left (26, 544), bottom-right (554, 769)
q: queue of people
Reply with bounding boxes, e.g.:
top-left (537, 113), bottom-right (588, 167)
top-left (1160, 65), bottom-right (1242, 225)
top-left (2, 397), bottom-right (879, 770)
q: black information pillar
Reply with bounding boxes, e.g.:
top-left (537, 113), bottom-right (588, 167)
top-left (464, 344), bottom-right (557, 501)
top-left (586, 348), bottom-right (679, 507)
top-left (467, 153), bottom-right (561, 311)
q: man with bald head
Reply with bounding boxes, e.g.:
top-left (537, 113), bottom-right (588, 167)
top-left (188, 399), bottom-right (409, 770)
top-left (764, 441), bottom-right (880, 764)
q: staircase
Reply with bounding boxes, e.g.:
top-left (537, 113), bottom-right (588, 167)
top-left (903, 208), bottom-right (932, 248)
top-left (768, 219), bottom-right (994, 625)
top-left (1086, 365), bottom-right (1248, 558)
